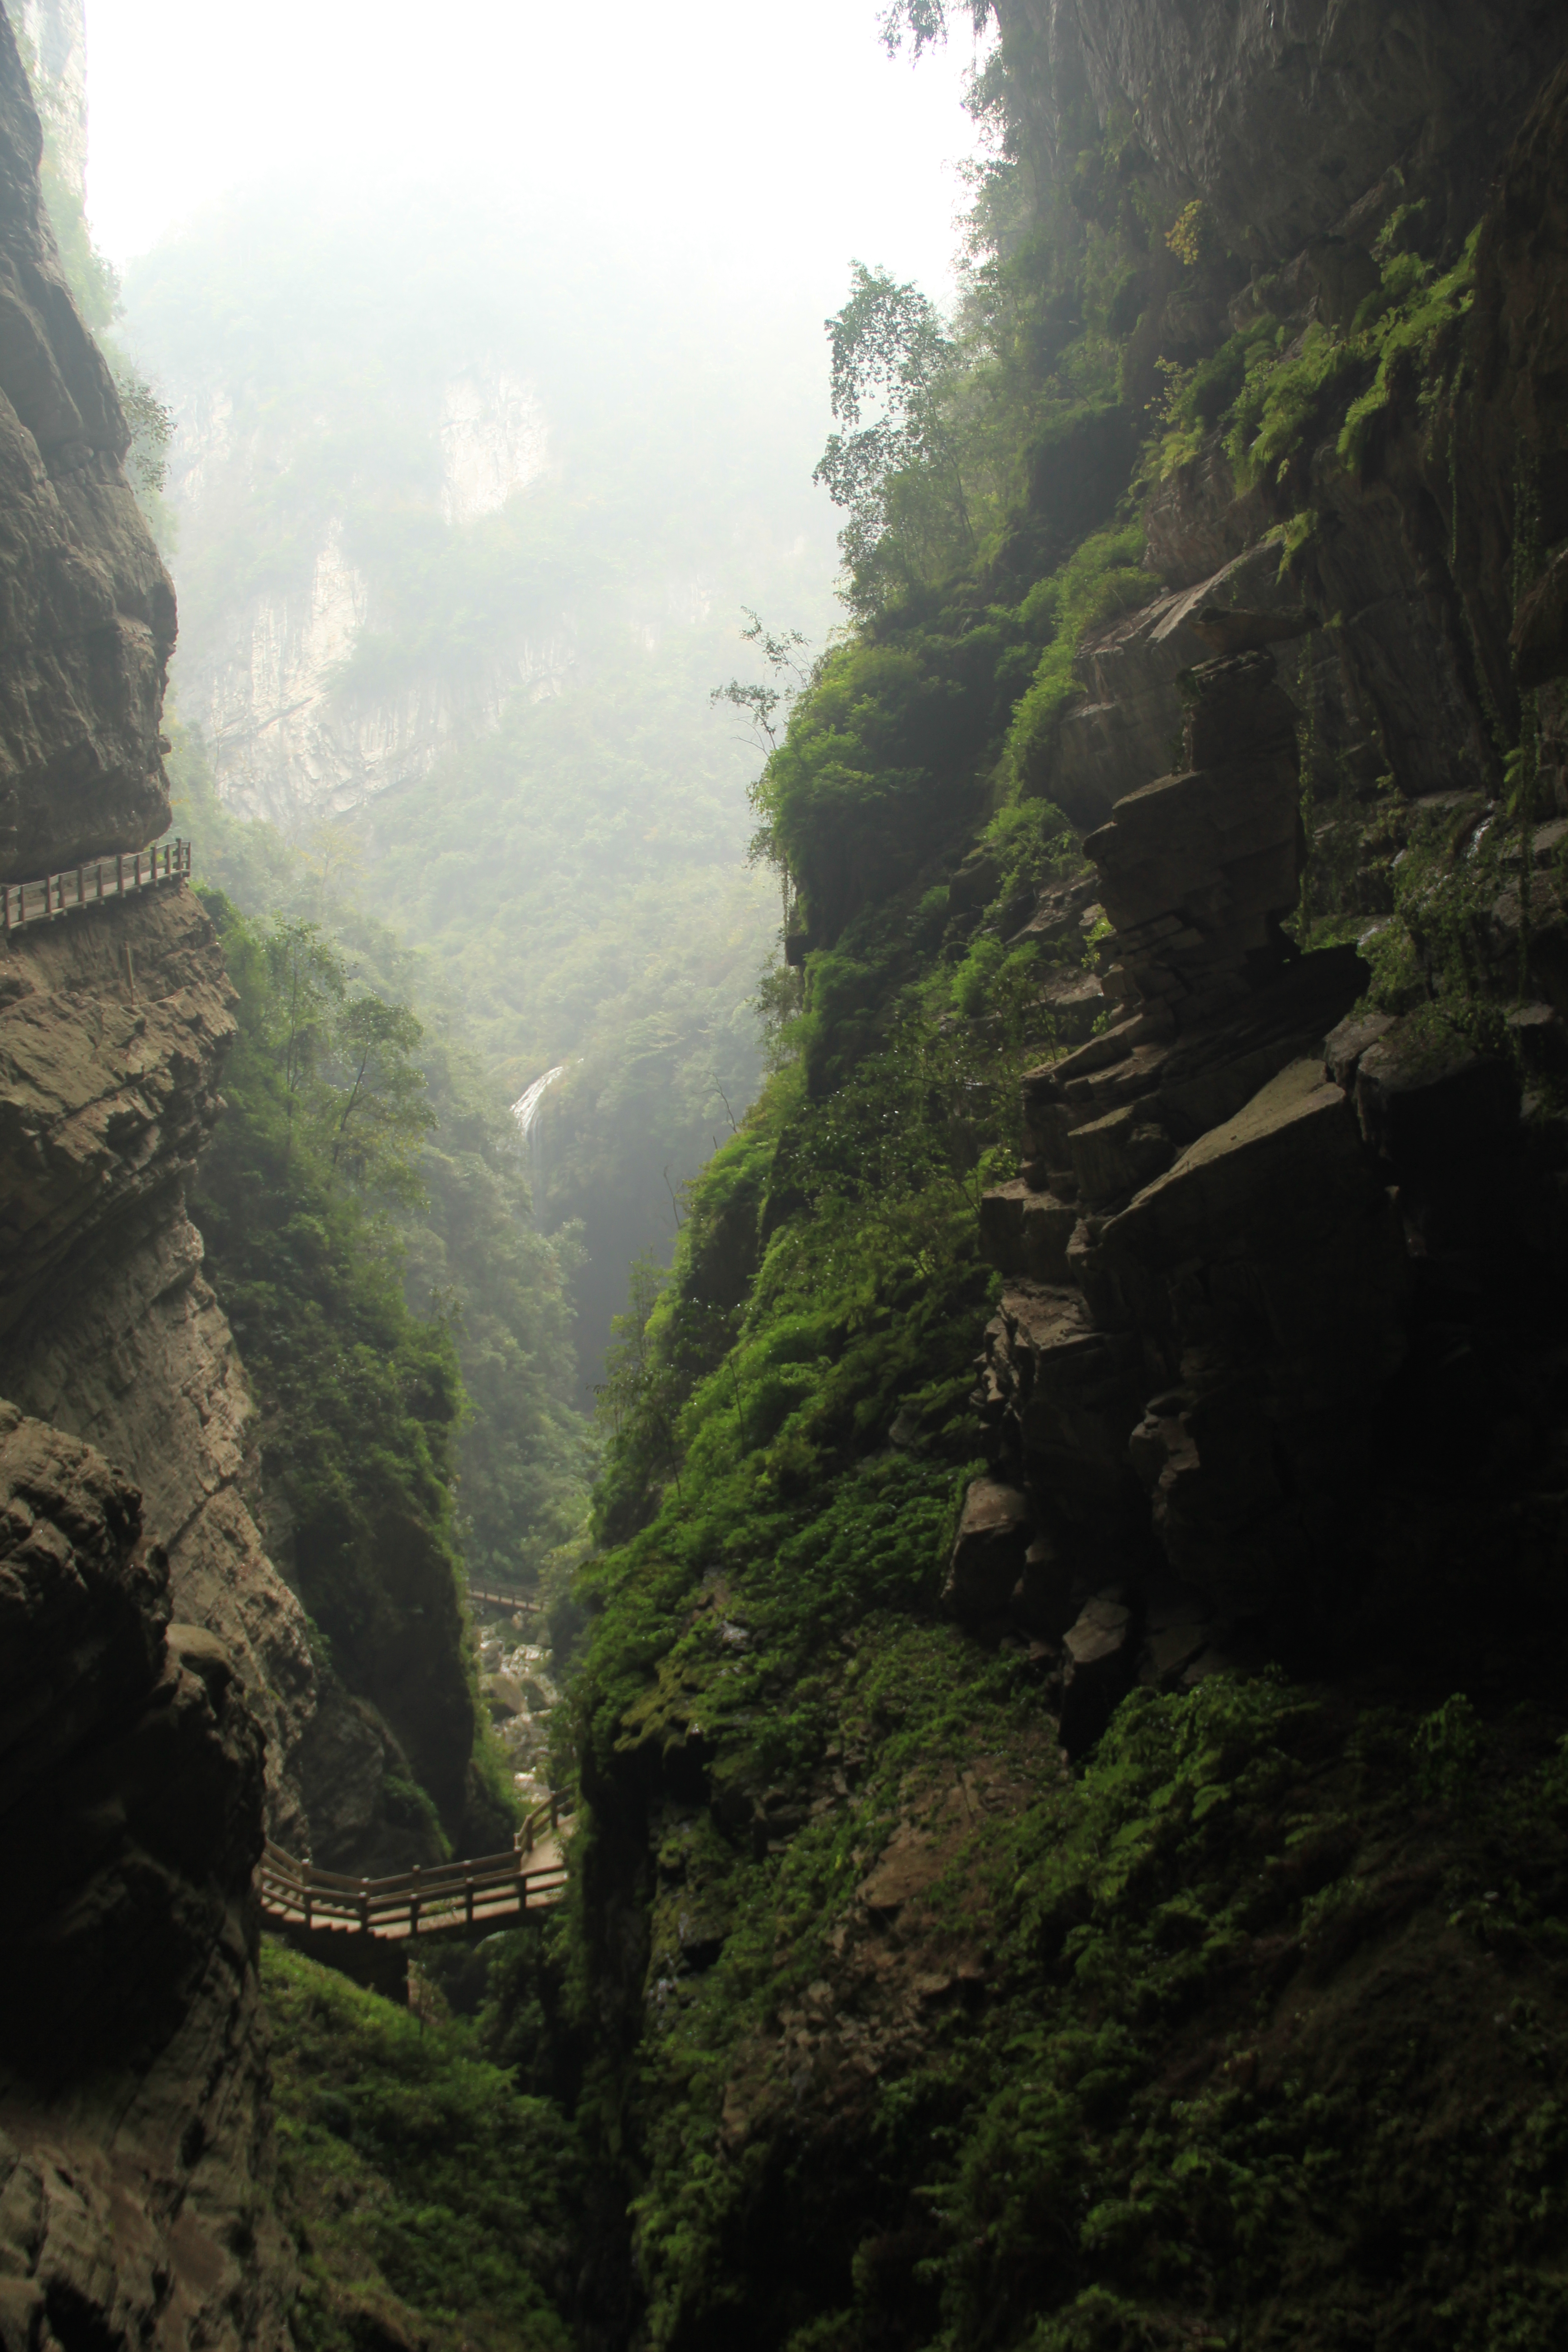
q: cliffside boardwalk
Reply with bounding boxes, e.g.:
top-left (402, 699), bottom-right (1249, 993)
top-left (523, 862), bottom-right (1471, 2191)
top-left (1, 839), bottom-right (192, 930)
top-left (467, 1583), bottom-right (544, 1617)
top-left (259, 1797), bottom-right (569, 1940)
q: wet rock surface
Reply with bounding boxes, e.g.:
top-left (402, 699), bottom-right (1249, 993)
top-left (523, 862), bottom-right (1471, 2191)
top-left (1025, 0), bottom-right (1564, 265)
top-left (963, 239), bottom-right (1568, 1714)
top-left (0, 8), bottom-right (173, 876)
top-left (0, 872), bottom-right (392, 1862)
top-left (0, 1400), bottom-right (295, 2349)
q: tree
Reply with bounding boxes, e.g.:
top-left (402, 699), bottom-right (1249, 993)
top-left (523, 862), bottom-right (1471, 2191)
top-left (712, 608), bottom-right (815, 936)
top-left (710, 606), bottom-right (813, 764)
top-left (243, 916), bottom-right (435, 1206)
top-left (813, 264), bottom-right (973, 608)
top-left (878, 1), bottom-right (993, 57)
top-left (328, 995), bottom-right (434, 1200)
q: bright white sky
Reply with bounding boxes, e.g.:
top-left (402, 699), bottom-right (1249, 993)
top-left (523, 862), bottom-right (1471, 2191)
top-left (82, 0), bottom-right (992, 306)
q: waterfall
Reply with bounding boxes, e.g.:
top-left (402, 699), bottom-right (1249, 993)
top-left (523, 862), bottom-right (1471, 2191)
top-left (511, 1063), bottom-right (568, 1213)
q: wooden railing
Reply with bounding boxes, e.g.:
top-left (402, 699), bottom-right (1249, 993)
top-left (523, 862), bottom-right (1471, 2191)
top-left (259, 1796), bottom-right (568, 1941)
top-left (467, 1584), bottom-right (544, 1617)
top-left (2, 838), bottom-right (191, 931)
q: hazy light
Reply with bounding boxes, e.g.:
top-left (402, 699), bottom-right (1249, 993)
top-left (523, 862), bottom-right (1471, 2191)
top-left (83, 0), bottom-right (991, 304)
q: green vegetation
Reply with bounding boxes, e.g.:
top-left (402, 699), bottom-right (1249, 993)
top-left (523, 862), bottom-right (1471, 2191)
top-left (122, 193), bottom-right (842, 1390)
top-left (543, 11), bottom-right (1568, 2349)
top-left (264, 1939), bottom-right (583, 2352)
top-left (174, 730), bottom-right (591, 1597)
top-left (192, 887), bottom-right (486, 1829)
top-left (93, 10), bottom-right (1568, 2349)
top-left (174, 735), bottom-right (591, 1830)
top-left (588, 1663), bottom-right (1568, 2349)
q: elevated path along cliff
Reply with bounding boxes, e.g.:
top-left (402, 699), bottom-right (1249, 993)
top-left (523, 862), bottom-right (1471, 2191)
top-left (259, 1796), bottom-right (570, 1941)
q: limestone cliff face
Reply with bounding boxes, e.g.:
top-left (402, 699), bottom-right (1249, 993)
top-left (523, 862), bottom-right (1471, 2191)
top-left (0, 3), bottom-right (408, 1879)
top-left (0, 1404), bottom-right (295, 2352)
top-left (0, 870), bottom-right (405, 1861)
top-left (956, 41), bottom-right (1568, 1726)
top-left (167, 367), bottom-right (571, 831)
top-left (1000, 0), bottom-right (1564, 264)
top-left (0, 18), bottom-right (343, 2335)
top-left (0, 7), bottom-right (172, 878)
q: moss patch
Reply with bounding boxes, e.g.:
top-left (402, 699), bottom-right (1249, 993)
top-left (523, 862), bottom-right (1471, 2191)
top-left (262, 1940), bottom-right (583, 2352)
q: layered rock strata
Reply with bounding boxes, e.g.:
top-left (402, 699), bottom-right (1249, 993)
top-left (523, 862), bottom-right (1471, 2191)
top-left (961, 643), bottom-right (1405, 1736)
top-left (997, 0), bottom-right (1565, 266)
top-left (0, 880), bottom-right (346, 1852)
top-left (1084, 646), bottom-right (1305, 1026)
top-left (0, 1402), bottom-right (295, 2347)
top-left (0, 8), bottom-right (409, 1873)
top-left (0, 8), bottom-right (173, 877)
top-left (955, 52), bottom-right (1568, 1754)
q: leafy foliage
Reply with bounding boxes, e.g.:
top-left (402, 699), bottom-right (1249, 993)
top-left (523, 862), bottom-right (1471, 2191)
top-left (263, 1940), bottom-right (582, 2352)
top-left (123, 189), bottom-right (844, 1386)
top-left (543, 15), bottom-right (1568, 2352)
top-left (173, 729), bottom-right (590, 1595)
top-left (815, 264), bottom-right (973, 608)
top-left (191, 890), bottom-right (483, 1823)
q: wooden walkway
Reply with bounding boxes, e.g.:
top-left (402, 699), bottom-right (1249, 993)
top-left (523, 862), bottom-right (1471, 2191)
top-left (467, 1584), bottom-right (544, 1618)
top-left (3, 838), bottom-right (191, 931)
top-left (260, 1798), bottom-right (569, 1941)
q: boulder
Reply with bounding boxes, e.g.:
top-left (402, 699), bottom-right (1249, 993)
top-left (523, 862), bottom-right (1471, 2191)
top-left (1323, 1008), bottom-right (1396, 1090)
top-left (978, 1180), bottom-right (1078, 1282)
top-left (1103, 1057), bottom-right (1368, 1274)
top-left (1098, 1058), bottom-right (1409, 1602)
top-left (1016, 1534), bottom-right (1082, 1639)
top-left (1059, 1594), bottom-right (1134, 1754)
top-left (483, 1671), bottom-right (528, 1720)
top-left (1506, 1000), bottom-right (1568, 1082)
top-left (1354, 1008), bottom-right (1520, 1169)
top-left (943, 1479), bottom-right (1032, 1618)
top-left (1068, 1102), bottom-right (1174, 1209)
top-left (1078, 650), bottom-right (1304, 1027)
top-left (981, 1284), bottom-right (1147, 1503)
top-left (1049, 541), bottom-right (1303, 825)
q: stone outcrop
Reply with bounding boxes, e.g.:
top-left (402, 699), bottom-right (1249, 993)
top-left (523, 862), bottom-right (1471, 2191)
top-left (0, 882), bottom-right (232, 1337)
top-left (0, 1402), bottom-right (295, 2348)
top-left (1045, 538), bottom-right (1300, 828)
top-left (950, 45), bottom-right (1568, 1731)
top-left (963, 612), bottom-right (1413, 1700)
top-left (1084, 647), bottom-right (1305, 1026)
top-left (0, 7), bottom-right (173, 879)
top-left (997, 0), bottom-right (1565, 266)
top-left (0, 0), bottom-right (445, 1862)
top-left (0, 0), bottom-right (420, 1886)
top-left (0, 878), bottom-right (367, 1854)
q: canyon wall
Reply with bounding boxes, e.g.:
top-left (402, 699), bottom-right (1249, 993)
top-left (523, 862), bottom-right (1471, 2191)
top-left (997, 0), bottom-right (1565, 261)
top-left (0, 1407), bottom-right (296, 2352)
top-left (0, 1), bottom-right (170, 877)
top-left (567, 14), bottom-right (1568, 2345)
top-left (0, 13), bottom-right (366, 2341)
top-left (167, 367), bottom-right (575, 830)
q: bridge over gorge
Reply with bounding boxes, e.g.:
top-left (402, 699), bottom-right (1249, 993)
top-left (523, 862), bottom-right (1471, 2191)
top-left (260, 1797), bottom-right (570, 1942)
top-left (467, 1583), bottom-right (544, 1617)
top-left (3, 838), bottom-right (192, 928)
